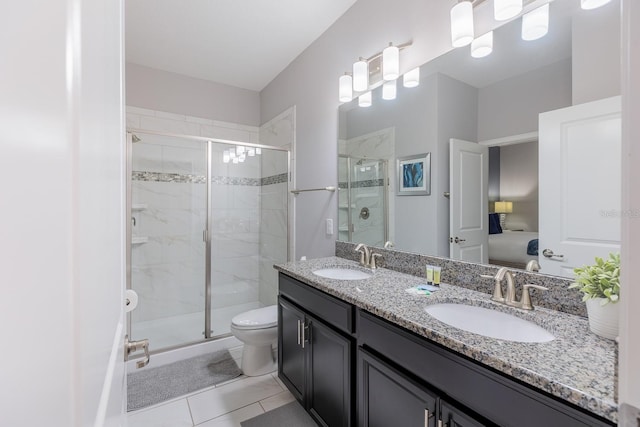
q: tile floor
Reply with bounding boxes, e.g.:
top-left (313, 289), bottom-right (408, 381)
top-left (127, 346), bottom-right (295, 427)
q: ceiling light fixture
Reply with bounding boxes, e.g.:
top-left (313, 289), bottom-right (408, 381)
top-left (382, 43), bottom-right (400, 80)
top-left (471, 31), bottom-right (493, 58)
top-left (494, 0), bottom-right (522, 21)
top-left (353, 58), bottom-right (369, 92)
top-left (403, 67), bottom-right (420, 88)
top-left (580, 0), bottom-right (612, 9)
top-left (450, 1), bottom-right (474, 47)
top-left (522, 3), bottom-right (549, 41)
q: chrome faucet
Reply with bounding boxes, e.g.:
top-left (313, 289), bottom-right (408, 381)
top-left (354, 243), bottom-right (382, 269)
top-left (487, 267), bottom-right (548, 310)
top-left (525, 259), bottom-right (541, 272)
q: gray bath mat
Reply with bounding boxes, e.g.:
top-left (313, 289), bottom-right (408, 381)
top-left (241, 401), bottom-right (318, 427)
top-left (127, 349), bottom-right (241, 411)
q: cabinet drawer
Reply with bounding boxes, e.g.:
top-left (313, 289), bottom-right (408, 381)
top-left (279, 273), bottom-right (354, 334)
top-left (358, 310), bottom-right (613, 427)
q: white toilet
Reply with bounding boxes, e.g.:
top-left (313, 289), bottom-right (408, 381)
top-left (230, 305), bottom-right (278, 376)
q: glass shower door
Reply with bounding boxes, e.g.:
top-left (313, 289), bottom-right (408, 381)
top-left (129, 133), bottom-right (207, 350)
top-left (338, 156), bottom-right (388, 247)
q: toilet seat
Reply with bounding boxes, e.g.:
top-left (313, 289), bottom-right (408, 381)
top-left (231, 305), bottom-right (277, 330)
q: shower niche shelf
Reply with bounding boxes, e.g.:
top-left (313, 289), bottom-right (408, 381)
top-left (131, 236), bottom-right (149, 245)
top-left (132, 203), bottom-right (148, 211)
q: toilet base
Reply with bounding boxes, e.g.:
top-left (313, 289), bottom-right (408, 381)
top-left (241, 344), bottom-right (276, 376)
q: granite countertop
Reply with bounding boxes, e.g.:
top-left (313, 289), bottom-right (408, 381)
top-left (274, 256), bottom-right (618, 424)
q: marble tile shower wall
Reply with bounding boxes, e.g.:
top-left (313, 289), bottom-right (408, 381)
top-left (339, 127), bottom-right (395, 247)
top-left (335, 241), bottom-right (586, 317)
top-left (128, 106), bottom-right (263, 323)
top-left (258, 107), bottom-right (294, 306)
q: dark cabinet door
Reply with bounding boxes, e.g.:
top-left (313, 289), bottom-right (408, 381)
top-left (278, 296), bottom-right (306, 401)
top-left (358, 348), bottom-right (438, 427)
top-left (307, 315), bottom-right (353, 427)
top-left (440, 400), bottom-right (489, 427)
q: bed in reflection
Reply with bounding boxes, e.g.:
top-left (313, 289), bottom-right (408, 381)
top-left (488, 213), bottom-right (538, 269)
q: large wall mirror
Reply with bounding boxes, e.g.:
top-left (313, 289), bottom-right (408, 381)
top-left (337, 0), bottom-right (621, 278)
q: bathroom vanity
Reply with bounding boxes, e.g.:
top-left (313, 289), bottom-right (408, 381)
top-left (276, 257), bottom-right (617, 427)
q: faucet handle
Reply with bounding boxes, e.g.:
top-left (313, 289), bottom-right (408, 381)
top-left (370, 253), bottom-right (382, 269)
top-left (354, 243), bottom-right (370, 266)
top-left (521, 284), bottom-right (548, 310)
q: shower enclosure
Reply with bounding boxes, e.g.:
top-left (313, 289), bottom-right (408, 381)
top-left (338, 155), bottom-right (389, 247)
top-left (127, 130), bottom-right (289, 352)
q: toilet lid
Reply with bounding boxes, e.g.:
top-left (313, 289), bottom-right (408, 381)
top-left (231, 305), bottom-right (277, 330)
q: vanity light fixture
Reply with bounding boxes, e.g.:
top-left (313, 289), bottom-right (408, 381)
top-left (339, 40), bottom-right (415, 106)
top-left (403, 67), bottom-right (420, 88)
top-left (382, 43), bottom-right (400, 80)
top-left (450, 1), bottom-right (474, 47)
top-left (339, 73), bottom-right (353, 102)
top-left (471, 31), bottom-right (493, 58)
top-left (521, 3), bottom-right (549, 41)
top-left (494, 0), bottom-right (523, 21)
top-left (382, 80), bottom-right (397, 100)
top-left (451, 0), bottom-right (556, 55)
top-left (353, 58), bottom-right (369, 92)
top-left (580, 0), bottom-right (612, 9)
top-left (359, 91), bottom-right (372, 107)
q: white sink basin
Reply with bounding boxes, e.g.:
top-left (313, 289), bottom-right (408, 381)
top-left (313, 267), bottom-right (372, 280)
top-left (424, 303), bottom-right (555, 343)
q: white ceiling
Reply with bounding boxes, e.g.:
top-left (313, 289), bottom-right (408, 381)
top-left (125, 0), bottom-right (357, 92)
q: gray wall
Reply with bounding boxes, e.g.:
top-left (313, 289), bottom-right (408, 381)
top-left (477, 58), bottom-right (572, 141)
top-left (571, 0), bottom-right (620, 105)
top-left (126, 63), bottom-right (261, 126)
top-left (500, 141), bottom-right (539, 231)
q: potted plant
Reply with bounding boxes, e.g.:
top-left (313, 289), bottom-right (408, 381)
top-left (569, 253), bottom-right (620, 340)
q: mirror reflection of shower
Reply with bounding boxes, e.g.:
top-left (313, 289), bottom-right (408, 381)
top-left (338, 155), bottom-right (389, 247)
top-left (128, 130), bottom-right (290, 352)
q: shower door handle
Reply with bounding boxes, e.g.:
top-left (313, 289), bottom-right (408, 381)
top-left (125, 335), bottom-right (150, 369)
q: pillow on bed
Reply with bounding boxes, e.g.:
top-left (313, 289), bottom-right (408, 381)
top-left (489, 213), bottom-right (502, 234)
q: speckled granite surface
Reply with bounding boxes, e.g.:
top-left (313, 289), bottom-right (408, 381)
top-left (274, 256), bottom-right (618, 424)
top-left (336, 241), bottom-right (586, 317)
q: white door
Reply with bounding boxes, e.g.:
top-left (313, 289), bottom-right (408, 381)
top-left (449, 139), bottom-right (489, 263)
top-left (0, 0), bottom-right (126, 425)
top-left (538, 96), bottom-right (621, 277)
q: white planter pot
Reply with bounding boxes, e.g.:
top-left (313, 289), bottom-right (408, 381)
top-left (586, 298), bottom-right (619, 340)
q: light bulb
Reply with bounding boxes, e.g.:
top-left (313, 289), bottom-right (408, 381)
top-left (382, 43), bottom-right (400, 80)
top-left (358, 91), bottom-right (372, 107)
top-left (450, 1), bottom-right (474, 48)
top-left (494, 0), bottom-right (522, 21)
top-left (339, 73), bottom-right (353, 102)
top-left (353, 58), bottom-right (369, 92)
top-left (471, 31), bottom-right (493, 58)
top-left (522, 3), bottom-right (549, 41)
top-left (403, 67), bottom-right (420, 88)
top-left (382, 80), bottom-right (397, 100)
